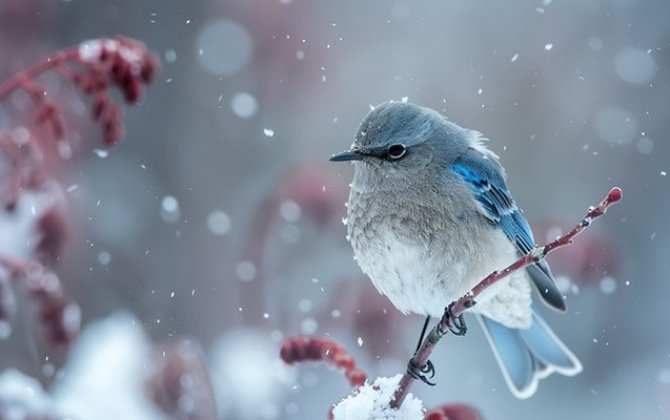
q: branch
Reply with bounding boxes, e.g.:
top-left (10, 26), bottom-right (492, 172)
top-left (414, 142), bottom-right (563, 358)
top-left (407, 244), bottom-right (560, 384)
top-left (390, 187), bottom-right (623, 409)
top-left (280, 336), bottom-right (367, 387)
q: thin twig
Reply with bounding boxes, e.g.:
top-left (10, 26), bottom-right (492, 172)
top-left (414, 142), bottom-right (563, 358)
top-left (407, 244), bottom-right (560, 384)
top-left (390, 187), bottom-right (623, 409)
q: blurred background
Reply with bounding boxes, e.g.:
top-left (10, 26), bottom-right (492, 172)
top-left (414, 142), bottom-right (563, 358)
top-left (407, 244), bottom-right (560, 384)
top-left (0, 0), bottom-right (668, 419)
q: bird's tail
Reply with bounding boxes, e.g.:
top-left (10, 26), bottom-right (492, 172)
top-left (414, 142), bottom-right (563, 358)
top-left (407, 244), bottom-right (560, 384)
top-left (476, 304), bottom-right (582, 399)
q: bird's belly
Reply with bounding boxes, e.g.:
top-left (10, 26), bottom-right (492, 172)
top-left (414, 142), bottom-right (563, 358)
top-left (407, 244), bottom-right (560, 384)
top-left (353, 229), bottom-right (470, 317)
top-left (349, 215), bottom-right (532, 322)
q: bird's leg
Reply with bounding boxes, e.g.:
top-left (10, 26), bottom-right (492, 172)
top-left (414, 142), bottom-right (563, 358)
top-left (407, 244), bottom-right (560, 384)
top-left (445, 302), bottom-right (467, 336)
top-left (406, 358), bottom-right (436, 386)
top-left (406, 315), bottom-right (436, 386)
top-left (414, 315), bottom-right (431, 353)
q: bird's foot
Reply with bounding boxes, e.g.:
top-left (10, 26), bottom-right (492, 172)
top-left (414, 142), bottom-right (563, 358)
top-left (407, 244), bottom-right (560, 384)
top-left (445, 302), bottom-right (467, 336)
top-left (406, 359), bottom-right (436, 386)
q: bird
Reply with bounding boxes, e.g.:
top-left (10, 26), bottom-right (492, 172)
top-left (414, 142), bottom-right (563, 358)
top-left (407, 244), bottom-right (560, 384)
top-left (329, 101), bottom-right (582, 399)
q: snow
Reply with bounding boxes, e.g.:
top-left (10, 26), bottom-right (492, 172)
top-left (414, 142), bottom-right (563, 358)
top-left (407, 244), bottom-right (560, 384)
top-left (588, 36), bottom-right (603, 51)
top-left (51, 312), bottom-right (164, 420)
top-left (331, 375), bottom-right (424, 420)
top-left (658, 369), bottom-right (670, 385)
top-left (209, 329), bottom-right (295, 419)
top-left (231, 92), bottom-right (258, 118)
top-left (97, 251), bottom-right (111, 265)
top-left (615, 47), bottom-right (656, 85)
top-left (0, 321), bottom-right (11, 339)
top-left (235, 260), bottom-right (257, 282)
top-left (195, 20), bottom-right (252, 77)
top-left (298, 299), bottom-right (312, 312)
top-left (594, 106), bottom-right (637, 145)
top-left (263, 128), bottom-right (275, 137)
top-left (207, 210), bottom-right (231, 236)
top-left (61, 303), bottom-right (82, 339)
top-left (92, 148), bottom-right (109, 159)
top-left (160, 195), bottom-right (180, 223)
top-left (599, 276), bottom-right (617, 295)
top-left (300, 317), bottom-right (318, 334)
top-left (163, 49), bottom-right (177, 63)
top-left (78, 39), bottom-right (143, 65)
top-left (0, 190), bottom-right (55, 260)
top-left (636, 137), bottom-right (653, 154)
top-left (0, 369), bottom-right (56, 417)
top-left (279, 200), bottom-right (301, 222)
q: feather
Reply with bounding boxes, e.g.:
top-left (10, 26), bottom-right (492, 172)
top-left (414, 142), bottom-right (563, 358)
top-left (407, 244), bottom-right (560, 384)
top-left (452, 147), bottom-right (565, 311)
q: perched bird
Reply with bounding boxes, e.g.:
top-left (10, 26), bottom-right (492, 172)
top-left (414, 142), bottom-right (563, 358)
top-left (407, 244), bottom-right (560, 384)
top-left (329, 101), bottom-right (582, 398)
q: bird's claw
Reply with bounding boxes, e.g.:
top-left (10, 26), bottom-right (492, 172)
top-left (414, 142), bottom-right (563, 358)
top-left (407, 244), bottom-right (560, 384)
top-left (406, 359), bottom-right (436, 386)
top-left (446, 302), bottom-right (467, 336)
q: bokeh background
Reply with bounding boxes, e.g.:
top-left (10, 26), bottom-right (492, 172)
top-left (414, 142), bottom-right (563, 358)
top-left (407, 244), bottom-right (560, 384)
top-left (0, 0), bottom-right (668, 419)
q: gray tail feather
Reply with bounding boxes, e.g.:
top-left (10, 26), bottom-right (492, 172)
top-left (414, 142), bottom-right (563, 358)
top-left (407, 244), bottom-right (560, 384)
top-left (476, 305), bottom-right (582, 399)
top-left (527, 261), bottom-right (566, 312)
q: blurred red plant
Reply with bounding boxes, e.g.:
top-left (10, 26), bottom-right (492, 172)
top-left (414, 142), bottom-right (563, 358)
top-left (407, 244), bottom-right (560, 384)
top-left (147, 340), bottom-right (218, 420)
top-left (0, 36), bottom-right (159, 145)
top-left (0, 36), bottom-right (159, 346)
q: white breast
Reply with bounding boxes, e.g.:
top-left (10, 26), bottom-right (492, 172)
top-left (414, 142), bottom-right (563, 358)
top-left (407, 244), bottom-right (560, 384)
top-left (349, 213), bottom-right (532, 328)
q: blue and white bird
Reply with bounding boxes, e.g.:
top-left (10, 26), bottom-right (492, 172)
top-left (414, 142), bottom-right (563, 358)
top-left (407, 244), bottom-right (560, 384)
top-left (330, 101), bottom-right (582, 398)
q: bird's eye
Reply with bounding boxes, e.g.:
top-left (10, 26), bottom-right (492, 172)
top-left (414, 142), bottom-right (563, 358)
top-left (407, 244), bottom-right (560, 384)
top-left (387, 144), bottom-right (406, 159)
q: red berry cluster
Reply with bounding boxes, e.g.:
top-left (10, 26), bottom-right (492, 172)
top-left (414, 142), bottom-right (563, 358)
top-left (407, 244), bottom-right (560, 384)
top-left (74, 37), bottom-right (159, 144)
top-left (280, 336), bottom-right (367, 387)
top-left (0, 36), bottom-right (159, 145)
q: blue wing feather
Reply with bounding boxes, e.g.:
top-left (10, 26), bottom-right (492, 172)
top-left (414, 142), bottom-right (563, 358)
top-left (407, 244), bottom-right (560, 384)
top-left (452, 149), bottom-right (566, 311)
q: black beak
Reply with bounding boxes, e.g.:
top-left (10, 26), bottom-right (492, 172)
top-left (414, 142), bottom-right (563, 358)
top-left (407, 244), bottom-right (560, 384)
top-left (329, 149), bottom-right (364, 162)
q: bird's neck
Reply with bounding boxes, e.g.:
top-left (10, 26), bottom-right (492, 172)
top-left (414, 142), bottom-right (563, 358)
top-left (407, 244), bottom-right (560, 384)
top-left (351, 166), bottom-right (440, 196)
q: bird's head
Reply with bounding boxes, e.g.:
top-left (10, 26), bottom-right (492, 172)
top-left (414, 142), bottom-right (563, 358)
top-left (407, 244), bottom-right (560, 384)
top-left (329, 101), bottom-right (470, 185)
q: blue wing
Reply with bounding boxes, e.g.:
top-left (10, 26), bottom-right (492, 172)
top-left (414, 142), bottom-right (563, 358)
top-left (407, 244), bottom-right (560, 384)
top-left (452, 149), bottom-right (566, 311)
